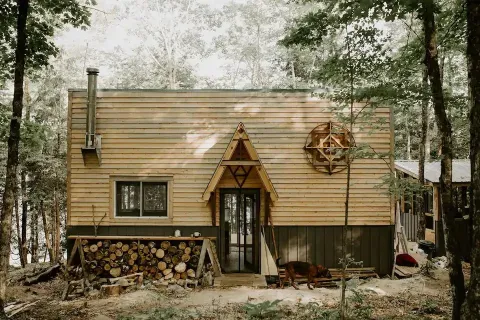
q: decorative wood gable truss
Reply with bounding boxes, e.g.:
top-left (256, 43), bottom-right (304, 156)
top-left (202, 123), bottom-right (278, 203)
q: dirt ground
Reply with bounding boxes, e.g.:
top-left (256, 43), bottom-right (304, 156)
top-left (6, 267), bottom-right (462, 320)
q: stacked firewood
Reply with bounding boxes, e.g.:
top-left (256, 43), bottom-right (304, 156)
top-left (72, 239), bottom-right (205, 284)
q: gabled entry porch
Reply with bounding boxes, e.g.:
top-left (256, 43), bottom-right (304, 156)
top-left (203, 123), bottom-right (278, 274)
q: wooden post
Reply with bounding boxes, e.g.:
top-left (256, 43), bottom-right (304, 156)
top-left (77, 238), bottom-right (89, 281)
top-left (195, 239), bottom-right (209, 278)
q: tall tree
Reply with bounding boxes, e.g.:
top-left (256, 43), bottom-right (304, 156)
top-left (0, 1), bottom-right (30, 317)
top-left (464, 0), bottom-right (480, 317)
top-left (0, 0), bottom-right (93, 315)
top-left (417, 68), bottom-right (429, 241)
top-left (421, 1), bottom-right (465, 318)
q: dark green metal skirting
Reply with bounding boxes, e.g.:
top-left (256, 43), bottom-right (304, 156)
top-left (264, 225), bottom-right (395, 275)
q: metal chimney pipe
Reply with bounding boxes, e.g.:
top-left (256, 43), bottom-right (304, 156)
top-left (86, 67), bottom-right (99, 147)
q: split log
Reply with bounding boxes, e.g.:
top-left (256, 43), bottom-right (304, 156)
top-left (161, 241), bottom-right (170, 250)
top-left (158, 261), bottom-right (167, 271)
top-left (101, 284), bottom-right (123, 296)
top-left (163, 268), bottom-right (172, 276)
top-left (24, 264), bottom-right (61, 285)
top-left (110, 267), bottom-right (121, 278)
top-left (95, 251), bottom-right (103, 260)
top-left (155, 249), bottom-right (165, 259)
top-left (174, 262), bottom-right (186, 273)
top-left (164, 273), bottom-right (174, 280)
top-left (187, 269), bottom-right (195, 278)
top-left (193, 246), bottom-right (202, 255)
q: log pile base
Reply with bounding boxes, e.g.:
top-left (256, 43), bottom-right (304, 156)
top-left (278, 267), bottom-right (378, 288)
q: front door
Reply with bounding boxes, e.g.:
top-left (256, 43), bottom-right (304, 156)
top-left (220, 189), bottom-right (260, 273)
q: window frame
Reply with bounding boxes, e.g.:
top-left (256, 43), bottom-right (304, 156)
top-left (112, 177), bottom-right (172, 219)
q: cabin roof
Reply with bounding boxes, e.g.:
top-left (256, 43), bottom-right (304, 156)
top-left (395, 160), bottom-right (471, 184)
top-left (67, 88), bottom-right (325, 93)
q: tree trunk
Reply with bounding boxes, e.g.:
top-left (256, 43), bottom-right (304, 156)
top-left (0, 1), bottom-right (30, 317)
top-left (30, 210), bottom-right (38, 263)
top-left (417, 68), bottom-right (429, 241)
top-left (40, 201), bottom-right (54, 263)
top-left (340, 26), bottom-right (354, 320)
top-left (20, 77), bottom-right (30, 268)
top-left (290, 60), bottom-right (296, 89)
top-left (20, 172), bottom-right (28, 267)
top-left (464, 0), bottom-right (480, 317)
top-left (405, 114), bottom-right (411, 160)
top-left (54, 132), bottom-right (61, 262)
top-left (422, 1), bottom-right (465, 319)
top-left (14, 187), bottom-right (24, 268)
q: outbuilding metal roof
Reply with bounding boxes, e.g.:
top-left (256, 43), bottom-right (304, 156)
top-left (395, 160), bottom-right (470, 184)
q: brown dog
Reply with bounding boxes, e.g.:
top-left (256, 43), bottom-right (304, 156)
top-left (279, 261), bottom-right (331, 290)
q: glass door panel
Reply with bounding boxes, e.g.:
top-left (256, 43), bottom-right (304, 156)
top-left (221, 189), bottom-right (258, 273)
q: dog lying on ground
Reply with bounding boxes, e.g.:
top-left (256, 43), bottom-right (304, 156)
top-left (277, 259), bottom-right (332, 290)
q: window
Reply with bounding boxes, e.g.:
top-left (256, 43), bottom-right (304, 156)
top-left (115, 181), bottom-right (168, 217)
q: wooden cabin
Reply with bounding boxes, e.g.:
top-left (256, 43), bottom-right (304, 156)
top-left (395, 160), bottom-right (471, 258)
top-left (67, 69), bottom-right (394, 276)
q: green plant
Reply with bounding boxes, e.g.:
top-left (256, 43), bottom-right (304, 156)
top-left (295, 302), bottom-right (340, 320)
top-left (346, 289), bottom-right (373, 319)
top-left (419, 299), bottom-right (440, 315)
top-left (147, 307), bottom-right (199, 320)
top-left (243, 299), bottom-right (283, 319)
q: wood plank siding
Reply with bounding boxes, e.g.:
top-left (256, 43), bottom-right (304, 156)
top-left (67, 90), bottom-right (393, 227)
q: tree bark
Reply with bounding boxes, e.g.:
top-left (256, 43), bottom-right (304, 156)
top-left (20, 172), bottom-right (28, 267)
top-left (14, 187), bottom-right (24, 268)
top-left (464, 0), bottom-right (480, 317)
top-left (20, 77), bottom-right (30, 268)
top-left (340, 25), bottom-right (354, 320)
top-left (54, 132), bottom-right (61, 262)
top-left (40, 201), bottom-right (54, 263)
top-left (417, 68), bottom-right (429, 241)
top-left (405, 114), bottom-right (411, 160)
top-left (0, 1), bottom-right (30, 317)
top-left (422, 1), bottom-right (465, 319)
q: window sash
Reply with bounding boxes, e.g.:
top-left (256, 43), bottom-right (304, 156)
top-left (115, 181), bottom-right (168, 217)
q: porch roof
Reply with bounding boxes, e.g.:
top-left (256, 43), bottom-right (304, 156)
top-left (395, 160), bottom-right (470, 184)
top-left (202, 122), bottom-right (278, 203)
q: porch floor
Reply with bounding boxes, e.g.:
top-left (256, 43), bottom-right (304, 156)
top-left (214, 273), bottom-right (267, 288)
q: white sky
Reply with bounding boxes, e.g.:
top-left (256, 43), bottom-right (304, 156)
top-left (55, 0), bottom-right (245, 84)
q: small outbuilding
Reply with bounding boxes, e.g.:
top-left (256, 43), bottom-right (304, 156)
top-left (395, 160), bottom-right (471, 258)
